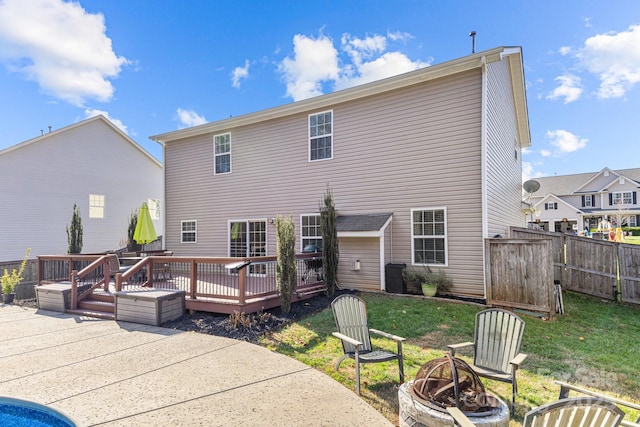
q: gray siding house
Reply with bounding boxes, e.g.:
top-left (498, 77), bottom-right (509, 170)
top-left (0, 115), bottom-right (164, 261)
top-left (152, 46), bottom-right (530, 297)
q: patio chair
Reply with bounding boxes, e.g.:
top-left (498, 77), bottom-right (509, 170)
top-left (522, 397), bottom-right (624, 426)
top-left (107, 254), bottom-right (133, 283)
top-left (447, 308), bottom-right (527, 413)
top-left (331, 294), bottom-right (405, 395)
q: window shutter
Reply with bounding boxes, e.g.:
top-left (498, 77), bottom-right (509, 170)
top-left (591, 195), bottom-right (596, 206)
top-left (609, 193), bottom-right (613, 205)
top-left (554, 202), bottom-right (558, 210)
top-left (545, 204), bottom-right (548, 211)
top-left (634, 192), bottom-right (637, 205)
top-left (581, 195), bottom-right (585, 207)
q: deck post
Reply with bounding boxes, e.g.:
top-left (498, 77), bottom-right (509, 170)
top-left (190, 260), bottom-right (197, 299)
top-left (70, 270), bottom-right (78, 309)
top-left (103, 256), bottom-right (110, 292)
top-left (238, 267), bottom-right (246, 305)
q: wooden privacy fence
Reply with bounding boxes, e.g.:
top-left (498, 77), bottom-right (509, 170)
top-left (485, 238), bottom-right (555, 318)
top-left (509, 227), bottom-right (640, 306)
top-left (0, 259), bottom-right (38, 300)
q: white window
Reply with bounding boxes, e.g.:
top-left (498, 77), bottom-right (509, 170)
top-left (309, 111), bottom-right (332, 161)
top-left (89, 194), bottom-right (104, 218)
top-left (181, 220), bottom-right (197, 243)
top-left (214, 133), bottom-right (231, 174)
top-left (148, 199), bottom-right (160, 220)
top-left (612, 192), bottom-right (633, 205)
top-left (545, 202), bottom-right (558, 210)
top-left (301, 214), bottom-right (322, 250)
top-left (411, 208), bottom-right (447, 265)
top-left (583, 196), bottom-right (592, 207)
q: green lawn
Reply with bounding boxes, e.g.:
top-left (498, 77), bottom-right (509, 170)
top-left (625, 235), bottom-right (640, 245)
top-left (258, 291), bottom-right (640, 426)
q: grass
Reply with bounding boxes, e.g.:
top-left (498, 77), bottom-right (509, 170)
top-left (258, 291), bottom-right (640, 426)
top-left (625, 235), bottom-right (640, 245)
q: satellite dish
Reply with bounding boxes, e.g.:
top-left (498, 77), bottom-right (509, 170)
top-left (523, 179), bottom-right (540, 194)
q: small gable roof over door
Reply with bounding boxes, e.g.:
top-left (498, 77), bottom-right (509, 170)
top-left (337, 213), bottom-right (393, 237)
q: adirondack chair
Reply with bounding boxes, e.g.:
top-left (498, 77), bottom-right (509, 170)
top-left (523, 397), bottom-right (624, 427)
top-left (331, 294), bottom-right (405, 395)
top-left (447, 308), bottom-right (527, 413)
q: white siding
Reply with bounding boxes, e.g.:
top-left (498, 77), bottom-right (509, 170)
top-left (165, 70), bottom-right (487, 295)
top-left (484, 58), bottom-right (526, 237)
top-left (0, 117), bottom-right (163, 260)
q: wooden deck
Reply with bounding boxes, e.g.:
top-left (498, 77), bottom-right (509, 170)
top-left (37, 254), bottom-right (327, 317)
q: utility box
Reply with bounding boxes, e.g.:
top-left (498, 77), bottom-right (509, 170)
top-left (385, 263), bottom-right (406, 294)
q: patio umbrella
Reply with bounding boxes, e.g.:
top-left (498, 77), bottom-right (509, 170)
top-left (133, 202), bottom-right (157, 244)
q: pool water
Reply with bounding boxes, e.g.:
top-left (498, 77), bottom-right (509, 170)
top-left (0, 397), bottom-right (75, 427)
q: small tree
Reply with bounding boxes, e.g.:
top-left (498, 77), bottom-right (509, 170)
top-left (276, 214), bottom-right (297, 313)
top-left (66, 203), bottom-right (83, 254)
top-left (320, 186), bottom-right (339, 295)
top-left (127, 210), bottom-right (142, 252)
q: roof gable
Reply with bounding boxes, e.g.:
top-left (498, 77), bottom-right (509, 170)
top-left (573, 167), bottom-right (619, 193)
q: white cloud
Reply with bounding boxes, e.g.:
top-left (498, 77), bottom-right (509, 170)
top-left (546, 129), bottom-right (587, 154)
top-left (387, 30), bottom-right (413, 42)
top-left (558, 46), bottom-right (572, 56)
top-left (231, 60), bottom-right (250, 88)
top-left (278, 31), bottom-right (430, 101)
top-left (278, 34), bottom-right (340, 101)
top-left (540, 149), bottom-right (552, 157)
top-left (576, 24), bottom-right (640, 98)
top-left (547, 74), bottom-right (583, 103)
top-left (84, 109), bottom-right (128, 134)
top-left (0, 0), bottom-right (129, 106)
top-left (176, 108), bottom-right (207, 128)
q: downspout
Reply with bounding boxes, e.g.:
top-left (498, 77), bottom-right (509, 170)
top-left (480, 54), bottom-right (489, 299)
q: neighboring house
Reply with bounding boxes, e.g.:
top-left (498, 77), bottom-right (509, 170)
top-left (527, 167), bottom-right (640, 233)
top-left (151, 46), bottom-right (530, 297)
top-left (0, 115), bottom-right (163, 261)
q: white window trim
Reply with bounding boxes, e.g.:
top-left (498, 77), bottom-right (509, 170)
top-left (89, 194), bottom-right (105, 219)
top-left (214, 132), bottom-right (232, 175)
top-left (300, 213), bottom-right (322, 251)
top-left (308, 110), bottom-right (333, 162)
top-left (181, 220), bottom-right (197, 244)
top-left (227, 219), bottom-right (268, 257)
top-left (410, 207), bottom-right (448, 267)
top-left (612, 191), bottom-right (633, 205)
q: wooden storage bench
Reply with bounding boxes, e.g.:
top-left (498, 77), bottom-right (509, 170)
top-left (36, 283), bottom-right (91, 312)
top-left (115, 289), bottom-right (185, 326)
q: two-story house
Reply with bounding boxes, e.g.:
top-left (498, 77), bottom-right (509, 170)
top-left (527, 167), bottom-right (640, 233)
top-left (0, 115), bottom-right (164, 261)
top-left (151, 46), bottom-right (531, 298)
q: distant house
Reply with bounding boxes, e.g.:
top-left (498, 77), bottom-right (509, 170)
top-left (527, 167), bottom-right (640, 233)
top-left (0, 115), bottom-right (163, 261)
top-left (151, 46), bottom-right (530, 297)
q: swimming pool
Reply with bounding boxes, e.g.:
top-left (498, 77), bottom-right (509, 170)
top-left (0, 397), bottom-right (75, 427)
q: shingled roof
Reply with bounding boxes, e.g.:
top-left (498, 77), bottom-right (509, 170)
top-left (336, 213), bottom-right (393, 232)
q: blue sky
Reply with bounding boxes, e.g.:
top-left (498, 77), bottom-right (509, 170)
top-left (1, 0), bottom-right (639, 181)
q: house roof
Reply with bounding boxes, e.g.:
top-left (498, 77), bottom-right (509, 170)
top-left (336, 213), bottom-right (393, 232)
top-left (0, 115), bottom-right (162, 168)
top-left (151, 46), bottom-right (530, 148)
top-left (530, 167), bottom-right (640, 198)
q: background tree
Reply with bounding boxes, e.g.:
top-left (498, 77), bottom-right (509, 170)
top-left (127, 210), bottom-right (142, 252)
top-left (276, 214), bottom-right (297, 313)
top-left (66, 203), bottom-right (83, 254)
top-left (320, 186), bottom-right (339, 295)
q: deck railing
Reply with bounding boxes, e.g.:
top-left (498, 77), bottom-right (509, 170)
top-left (37, 252), bottom-right (325, 314)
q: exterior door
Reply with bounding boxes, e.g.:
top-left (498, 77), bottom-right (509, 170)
top-left (229, 220), bottom-right (266, 274)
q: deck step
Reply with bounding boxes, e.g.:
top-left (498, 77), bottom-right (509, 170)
top-left (66, 308), bottom-right (115, 320)
top-left (78, 299), bottom-right (115, 314)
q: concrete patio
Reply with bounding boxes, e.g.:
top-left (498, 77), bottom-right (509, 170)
top-left (0, 304), bottom-right (393, 426)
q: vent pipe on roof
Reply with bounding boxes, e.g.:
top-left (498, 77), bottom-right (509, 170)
top-left (48, 126), bottom-right (52, 133)
top-left (469, 31), bottom-right (476, 54)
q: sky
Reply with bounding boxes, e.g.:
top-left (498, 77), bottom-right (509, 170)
top-left (1, 0), bottom-right (639, 182)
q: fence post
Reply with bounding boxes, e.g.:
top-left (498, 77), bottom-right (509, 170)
top-left (71, 270), bottom-right (78, 309)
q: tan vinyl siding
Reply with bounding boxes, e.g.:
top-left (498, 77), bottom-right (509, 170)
top-left (338, 237), bottom-right (381, 292)
top-left (165, 69), bottom-right (486, 295)
top-left (485, 58), bottom-right (526, 238)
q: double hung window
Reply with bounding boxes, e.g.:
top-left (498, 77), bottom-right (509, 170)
top-left (181, 220), bottom-right (197, 243)
top-left (309, 111), bottom-right (332, 161)
top-left (214, 133), bottom-right (231, 174)
top-left (411, 208), bottom-right (447, 265)
top-left (301, 214), bottom-right (322, 250)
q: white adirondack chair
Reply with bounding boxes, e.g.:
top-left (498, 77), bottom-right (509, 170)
top-left (523, 397), bottom-right (624, 427)
top-left (331, 294), bottom-right (405, 395)
top-left (447, 308), bottom-right (527, 413)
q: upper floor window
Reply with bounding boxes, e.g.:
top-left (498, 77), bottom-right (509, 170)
top-left (582, 195), bottom-right (594, 208)
top-left (309, 111), bottom-right (332, 161)
top-left (214, 133), bottom-right (231, 174)
top-left (301, 214), bottom-right (322, 250)
top-left (611, 191), bottom-right (633, 206)
top-left (181, 220), bottom-right (197, 243)
top-left (89, 194), bottom-right (105, 218)
top-left (148, 198), bottom-right (161, 220)
top-left (411, 208), bottom-right (447, 265)
top-left (545, 202), bottom-right (558, 210)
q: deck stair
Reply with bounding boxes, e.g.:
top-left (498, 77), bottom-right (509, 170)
top-left (66, 291), bottom-right (115, 320)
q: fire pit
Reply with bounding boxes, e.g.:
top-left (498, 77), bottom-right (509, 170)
top-left (398, 355), bottom-right (509, 427)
